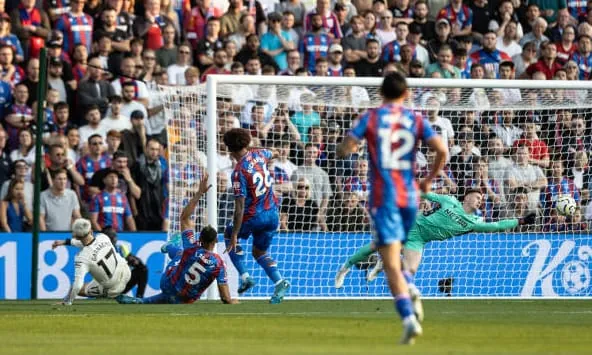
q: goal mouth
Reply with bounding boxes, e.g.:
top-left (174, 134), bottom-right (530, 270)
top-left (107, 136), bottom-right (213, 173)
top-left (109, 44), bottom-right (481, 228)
top-left (159, 76), bottom-right (592, 299)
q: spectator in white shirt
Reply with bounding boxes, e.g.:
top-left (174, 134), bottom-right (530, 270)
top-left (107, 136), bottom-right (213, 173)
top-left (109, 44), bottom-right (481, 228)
top-left (167, 44), bottom-right (192, 85)
top-left (101, 95), bottom-right (132, 132)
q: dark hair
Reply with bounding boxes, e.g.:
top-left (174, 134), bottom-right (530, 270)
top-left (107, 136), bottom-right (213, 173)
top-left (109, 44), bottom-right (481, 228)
top-left (87, 134), bottom-right (103, 144)
top-left (500, 61), bottom-right (515, 70)
top-left (55, 101), bottom-right (69, 111)
top-left (113, 150), bottom-right (127, 160)
top-left (4, 179), bottom-right (23, 202)
top-left (454, 47), bottom-right (468, 57)
top-left (50, 168), bottom-right (68, 180)
top-left (199, 225), bottom-right (217, 245)
top-left (380, 72), bottom-right (408, 100)
top-left (109, 95), bottom-right (123, 104)
top-left (230, 61), bottom-right (244, 70)
top-left (102, 226), bottom-right (117, 242)
top-left (223, 128), bottom-right (252, 153)
top-left (464, 188), bottom-right (483, 198)
top-left (85, 104), bottom-right (100, 115)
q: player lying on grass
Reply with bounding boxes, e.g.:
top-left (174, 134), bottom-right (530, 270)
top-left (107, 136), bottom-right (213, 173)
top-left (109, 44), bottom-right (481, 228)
top-left (335, 189), bottom-right (537, 315)
top-left (116, 174), bottom-right (236, 304)
top-left (223, 128), bottom-right (290, 304)
top-left (52, 218), bottom-right (132, 305)
top-left (336, 72), bottom-right (448, 345)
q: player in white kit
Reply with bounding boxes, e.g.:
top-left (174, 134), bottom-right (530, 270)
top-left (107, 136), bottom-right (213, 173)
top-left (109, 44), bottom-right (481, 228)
top-left (52, 218), bottom-right (131, 305)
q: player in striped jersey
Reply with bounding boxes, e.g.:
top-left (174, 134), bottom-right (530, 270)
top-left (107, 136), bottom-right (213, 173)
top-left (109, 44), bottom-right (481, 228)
top-left (223, 128), bottom-right (290, 304)
top-left (336, 72), bottom-right (447, 345)
top-left (116, 174), bottom-right (236, 304)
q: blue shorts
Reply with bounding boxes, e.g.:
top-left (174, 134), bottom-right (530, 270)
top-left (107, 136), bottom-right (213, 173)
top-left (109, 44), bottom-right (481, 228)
top-left (370, 205), bottom-right (417, 247)
top-left (225, 208), bottom-right (279, 252)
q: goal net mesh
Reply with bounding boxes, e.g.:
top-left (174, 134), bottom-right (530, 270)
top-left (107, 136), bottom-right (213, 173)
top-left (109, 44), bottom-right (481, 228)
top-left (160, 79), bottom-right (592, 298)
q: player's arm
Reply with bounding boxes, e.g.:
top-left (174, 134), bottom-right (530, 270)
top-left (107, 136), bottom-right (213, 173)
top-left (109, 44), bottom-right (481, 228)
top-left (336, 136), bottom-right (359, 158)
top-left (249, 147), bottom-right (279, 160)
top-left (419, 123), bottom-right (448, 193)
top-left (472, 213), bottom-right (536, 233)
top-left (63, 258), bottom-right (89, 305)
top-left (226, 171), bottom-right (247, 253)
top-left (217, 284), bottom-right (238, 304)
top-left (51, 238), bottom-right (84, 249)
top-left (180, 173), bottom-right (211, 232)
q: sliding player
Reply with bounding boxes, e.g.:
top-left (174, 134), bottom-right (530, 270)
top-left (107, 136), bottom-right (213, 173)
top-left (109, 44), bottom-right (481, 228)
top-left (116, 174), bottom-right (236, 304)
top-left (52, 218), bottom-right (131, 305)
top-left (223, 128), bottom-right (290, 304)
top-left (336, 72), bottom-right (447, 345)
top-left (335, 190), bottom-right (537, 316)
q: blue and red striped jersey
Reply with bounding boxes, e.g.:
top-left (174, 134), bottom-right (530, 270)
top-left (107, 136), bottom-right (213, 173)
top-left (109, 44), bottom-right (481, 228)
top-left (382, 40), bottom-right (401, 62)
top-left (437, 4), bottom-right (473, 30)
top-left (469, 49), bottom-right (511, 77)
top-left (570, 51), bottom-right (592, 80)
top-left (299, 33), bottom-right (330, 73)
top-left (350, 103), bottom-right (436, 209)
top-left (55, 12), bottom-right (93, 54)
top-left (90, 190), bottom-right (132, 232)
top-left (167, 229), bottom-right (227, 302)
top-left (77, 153), bottom-right (112, 203)
top-left (232, 149), bottom-right (278, 223)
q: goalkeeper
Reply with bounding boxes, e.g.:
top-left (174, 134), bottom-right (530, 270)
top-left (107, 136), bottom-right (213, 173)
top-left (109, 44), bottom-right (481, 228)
top-left (335, 189), bottom-right (536, 308)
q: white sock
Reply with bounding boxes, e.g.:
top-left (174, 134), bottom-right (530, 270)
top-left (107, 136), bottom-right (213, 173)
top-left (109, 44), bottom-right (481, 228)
top-left (240, 273), bottom-right (250, 282)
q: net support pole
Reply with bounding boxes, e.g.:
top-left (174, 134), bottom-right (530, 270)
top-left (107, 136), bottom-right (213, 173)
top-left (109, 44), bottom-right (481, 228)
top-left (205, 76), bottom-right (219, 230)
top-left (31, 48), bottom-right (49, 299)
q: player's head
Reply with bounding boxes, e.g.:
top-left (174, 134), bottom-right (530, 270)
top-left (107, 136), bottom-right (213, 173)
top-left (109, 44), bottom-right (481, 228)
top-left (72, 218), bottom-right (93, 240)
top-left (199, 225), bottom-right (217, 249)
top-left (462, 188), bottom-right (483, 211)
top-left (223, 128), bottom-right (251, 154)
top-left (380, 72), bottom-right (408, 101)
top-left (102, 225), bottom-right (117, 244)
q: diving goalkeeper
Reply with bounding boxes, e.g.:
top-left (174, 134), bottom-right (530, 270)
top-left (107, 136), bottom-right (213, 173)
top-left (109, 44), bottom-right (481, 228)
top-left (335, 189), bottom-right (536, 305)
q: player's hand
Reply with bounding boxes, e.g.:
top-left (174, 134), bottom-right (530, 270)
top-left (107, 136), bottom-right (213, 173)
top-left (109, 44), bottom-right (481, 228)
top-left (519, 212), bottom-right (536, 225)
top-left (51, 240), bottom-right (64, 250)
top-left (198, 173), bottom-right (212, 195)
top-left (419, 178), bottom-right (432, 194)
top-left (225, 235), bottom-right (238, 253)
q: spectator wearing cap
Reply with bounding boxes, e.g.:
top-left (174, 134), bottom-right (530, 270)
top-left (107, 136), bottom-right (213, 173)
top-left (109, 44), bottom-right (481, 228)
top-left (120, 110), bottom-right (147, 167)
top-left (524, 41), bottom-right (561, 79)
top-left (408, 59), bottom-right (425, 77)
top-left (220, 0), bottom-right (246, 37)
top-left (342, 15), bottom-right (366, 64)
top-left (0, 44), bottom-right (23, 86)
top-left (260, 12), bottom-right (295, 71)
top-left (10, 0), bottom-right (50, 59)
top-left (470, 31), bottom-right (511, 78)
top-left (78, 56), bottom-right (117, 117)
top-left (90, 168), bottom-right (136, 232)
top-left (132, 0), bottom-right (176, 51)
top-left (55, 0), bottom-right (93, 55)
top-left (48, 57), bottom-right (71, 103)
top-left (374, 10), bottom-right (395, 46)
top-left (76, 134), bottom-right (111, 204)
top-left (135, 138), bottom-right (168, 231)
top-left (427, 18), bottom-right (458, 63)
top-left (0, 159), bottom-right (32, 210)
top-left (46, 32), bottom-right (75, 83)
top-left (183, 0), bottom-right (224, 48)
top-left (303, 0), bottom-right (343, 39)
top-left (569, 34), bottom-right (592, 80)
top-left (437, 0), bottom-right (473, 39)
top-left (327, 44), bottom-right (344, 76)
top-left (0, 13), bottom-right (23, 63)
top-left (78, 105), bottom-right (107, 148)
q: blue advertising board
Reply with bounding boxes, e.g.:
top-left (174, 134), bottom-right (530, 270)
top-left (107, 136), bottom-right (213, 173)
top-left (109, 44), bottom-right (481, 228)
top-left (0, 232), bottom-right (591, 299)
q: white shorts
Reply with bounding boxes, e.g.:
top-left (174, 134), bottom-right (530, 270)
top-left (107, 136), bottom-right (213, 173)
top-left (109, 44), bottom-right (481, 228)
top-left (84, 265), bottom-right (132, 298)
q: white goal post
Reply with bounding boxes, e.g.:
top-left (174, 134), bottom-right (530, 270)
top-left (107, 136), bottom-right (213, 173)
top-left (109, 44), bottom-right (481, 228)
top-left (161, 75), bottom-right (592, 299)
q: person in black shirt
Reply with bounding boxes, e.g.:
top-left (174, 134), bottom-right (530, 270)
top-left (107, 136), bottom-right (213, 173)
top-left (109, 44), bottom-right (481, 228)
top-left (281, 177), bottom-right (319, 231)
top-left (354, 38), bottom-right (385, 77)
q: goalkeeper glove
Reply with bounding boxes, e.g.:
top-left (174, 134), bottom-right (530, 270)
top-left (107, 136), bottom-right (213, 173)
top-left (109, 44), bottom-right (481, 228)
top-left (519, 212), bottom-right (536, 225)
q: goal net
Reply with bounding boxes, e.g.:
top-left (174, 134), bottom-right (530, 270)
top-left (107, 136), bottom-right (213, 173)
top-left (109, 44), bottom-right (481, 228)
top-left (160, 76), bottom-right (592, 299)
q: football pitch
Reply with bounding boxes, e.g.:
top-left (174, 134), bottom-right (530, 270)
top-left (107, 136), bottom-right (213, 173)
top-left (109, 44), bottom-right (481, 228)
top-left (1, 300), bottom-right (590, 354)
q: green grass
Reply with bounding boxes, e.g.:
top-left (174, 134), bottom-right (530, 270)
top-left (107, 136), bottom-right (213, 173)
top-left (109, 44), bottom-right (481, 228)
top-left (0, 300), bottom-right (591, 354)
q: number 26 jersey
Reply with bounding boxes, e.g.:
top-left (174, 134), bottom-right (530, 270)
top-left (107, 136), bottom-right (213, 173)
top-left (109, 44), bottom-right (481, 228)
top-left (232, 149), bottom-right (279, 223)
top-left (350, 103), bottom-right (436, 210)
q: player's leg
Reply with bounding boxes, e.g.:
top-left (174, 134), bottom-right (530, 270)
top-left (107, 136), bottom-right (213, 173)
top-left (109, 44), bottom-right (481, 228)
top-left (252, 211), bottom-right (289, 304)
top-left (134, 264), bottom-right (148, 298)
top-left (82, 280), bottom-right (107, 298)
top-left (335, 242), bottom-right (377, 288)
top-left (401, 221), bottom-right (426, 323)
top-left (223, 222), bottom-right (256, 294)
top-left (373, 207), bottom-right (422, 345)
top-left (160, 233), bottom-right (182, 256)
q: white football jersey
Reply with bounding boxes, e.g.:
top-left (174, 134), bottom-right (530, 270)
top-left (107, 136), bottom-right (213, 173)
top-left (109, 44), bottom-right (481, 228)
top-left (65, 233), bottom-right (129, 304)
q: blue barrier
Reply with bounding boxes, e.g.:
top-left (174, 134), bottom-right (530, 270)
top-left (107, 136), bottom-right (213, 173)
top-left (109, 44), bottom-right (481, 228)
top-left (0, 232), bottom-right (590, 299)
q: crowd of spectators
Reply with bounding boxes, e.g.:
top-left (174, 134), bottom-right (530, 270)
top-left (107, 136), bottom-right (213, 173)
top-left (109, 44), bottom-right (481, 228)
top-left (0, 0), bottom-right (591, 234)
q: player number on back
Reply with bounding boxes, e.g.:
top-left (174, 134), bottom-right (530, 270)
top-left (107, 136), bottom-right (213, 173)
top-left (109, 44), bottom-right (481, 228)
top-left (97, 248), bottom-right (118, 279)
top-left (378, 128), bottom-right (414, 170)
top-left (185, 261), bottom-right (206, 285)
top-left (253, 165), bottom-right (272, 197)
